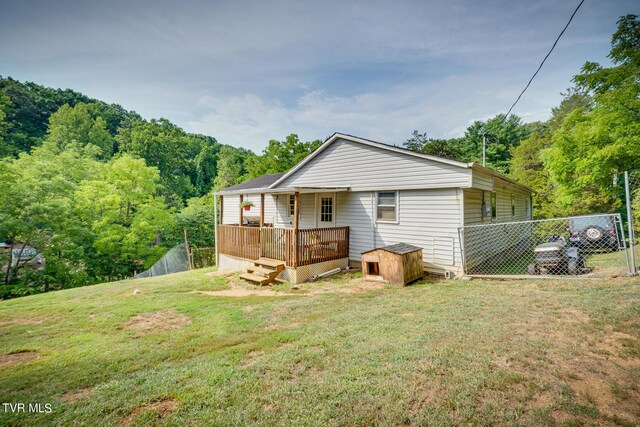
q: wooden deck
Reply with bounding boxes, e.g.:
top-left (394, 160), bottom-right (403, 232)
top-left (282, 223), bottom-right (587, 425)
top-left (218, 225), bottom-right (349, 268)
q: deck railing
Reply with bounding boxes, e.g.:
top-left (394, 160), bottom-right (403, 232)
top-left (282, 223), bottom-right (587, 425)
top-left (260, 227), bottom-right (294, 266)
top-left (218, 225), bottom-right (261, 260)
top-left (296, 227), bottom-right (350, 266)
top-left (218, 225), bottom-right (349, 268)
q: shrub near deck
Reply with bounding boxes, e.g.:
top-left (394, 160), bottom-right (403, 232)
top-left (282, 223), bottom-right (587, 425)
top-left (0, 268), bottom-right (639, 426)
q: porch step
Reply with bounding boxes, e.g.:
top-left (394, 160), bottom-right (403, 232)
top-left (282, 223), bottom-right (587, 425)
top-left (247, 265), bottom-right (278, 276)
top-left (241, 259), bottom-right (285, 286)
top-left (254, 258), bottom-right (284, 269)
top-left (240, 273), bottom-right (272, 286)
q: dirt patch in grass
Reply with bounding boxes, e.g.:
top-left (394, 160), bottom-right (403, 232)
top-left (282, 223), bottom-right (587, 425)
top-left (560, 307), bottom-right (591, 324)
top-left (505, 304), bottom-right (640, 424)
top-left (0, 317), bottom-right (49, 327)
top-left (240, 350), bottom-right (265, 369)
top-left (120, 398), bottom-right (179, 426)
top-left (126, 309), bottom-right (191, 336)
top-left (194, 284), bottom-right (298, 298)
top-left (207, 270), bottom-right (234, 277)
top-left (61, 387), bottom-right (93, 403)
top-left (0, 351), bottom-right (40, 367)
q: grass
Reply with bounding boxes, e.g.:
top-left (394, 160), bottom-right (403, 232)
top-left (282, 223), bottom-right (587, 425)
top-left (0, 269), bottom-right (638, 426)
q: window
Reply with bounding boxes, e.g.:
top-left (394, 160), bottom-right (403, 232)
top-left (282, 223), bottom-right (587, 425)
top-left (491, 192), bottom-right (497, 219)
top-left (482, 191), bottom-right (497, 220)
top-left (525, 197), bottom-right (532, 219)
top-left (320, 197), bottom-right (333, 222)
top-left (288, 195), bottom-right (295, 217)
top-left (511, 194), bottom-right (516, 217)
top-left (377, 191), bottom-right (397, 222)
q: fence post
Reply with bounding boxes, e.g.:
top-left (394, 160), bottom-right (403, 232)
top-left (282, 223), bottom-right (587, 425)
top-left (625, 172), bottom-right (636, 274)
top-left (184, 229), bottom-right (193, 270)
top-left (457, 227), bottom-right (466, 276)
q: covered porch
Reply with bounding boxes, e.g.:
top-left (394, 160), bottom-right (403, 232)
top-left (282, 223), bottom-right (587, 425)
top-left (214, 188), bottom-right (350, 282)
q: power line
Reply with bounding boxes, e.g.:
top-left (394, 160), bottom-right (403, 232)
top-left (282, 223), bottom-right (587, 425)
top-left (502, 0), bottom-right (586, 121)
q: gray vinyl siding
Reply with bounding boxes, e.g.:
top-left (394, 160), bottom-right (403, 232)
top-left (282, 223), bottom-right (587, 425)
top-left (471, 170), bottom-right (493, 191)
top-left (464, 177), bottom-right (532, 225)
top-left (336, 192), bottom-right (375, 260)
top-left (221, 193), bottom-right (278, 225)
top-left (221, 195), bottom-right (239, 225)
top-left (276, 138), bottom-right (470, 191)
top-left (336, 189), bottom-right (464, 274)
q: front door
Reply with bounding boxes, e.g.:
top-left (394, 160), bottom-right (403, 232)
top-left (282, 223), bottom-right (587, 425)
top-left (316, 193), bottom-right (335, 227)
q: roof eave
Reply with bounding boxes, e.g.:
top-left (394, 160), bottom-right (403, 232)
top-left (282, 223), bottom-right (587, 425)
top-left (213, 186), bottom-right (351, 196)
top-left (470, 163), bottom-right (534, 193)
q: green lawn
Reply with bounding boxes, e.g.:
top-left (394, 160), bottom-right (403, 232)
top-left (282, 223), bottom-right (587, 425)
top-left (0, 269), bottom-right (639, 426)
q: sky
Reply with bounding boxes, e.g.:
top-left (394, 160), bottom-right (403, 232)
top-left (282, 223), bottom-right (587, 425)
top-left (1, 0), bottom-right (637, 152)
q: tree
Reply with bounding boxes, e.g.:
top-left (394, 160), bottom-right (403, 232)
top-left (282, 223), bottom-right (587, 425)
top-left (463, 114), bottom-right (532, 174)
top-left (243, 134), bottom-right (321, 180)
top-left (75, 155), bottom-right (175, 278)
top-left (0, 141), bottom-right (100, 288)
top-left (542, 15), bottom-right (640, 213)
top-left (213, 145), bottom-right (251, 190)
top-left (403, 130), bottom-right (464, 160)
top-left (0, 77), bottom-right (93, 156)
top-left (175, 195), bottom-right (215, 247)
top-left (47, 103), bottom-right (115, 158)
top-left (0, 93), bottom-right (12, 157)
top-left (510, 89), bottom-right (591, 218)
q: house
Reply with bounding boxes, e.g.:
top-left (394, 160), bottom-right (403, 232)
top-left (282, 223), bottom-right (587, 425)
top-left (213, 132), bottom-right (533, 282)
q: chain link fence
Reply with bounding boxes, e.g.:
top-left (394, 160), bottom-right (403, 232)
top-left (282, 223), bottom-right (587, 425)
top-left (135, 244), bottom-right (190, 278)
top-left (626, 170), bottom-right (640, 273)
top-left (459, 214), bottom-right (630, 277)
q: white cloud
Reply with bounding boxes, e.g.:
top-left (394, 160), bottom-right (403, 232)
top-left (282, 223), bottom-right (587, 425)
top-left (1, 0), bottom-right (626, 153)
top-left (186, 68), bottom-right (569, 151)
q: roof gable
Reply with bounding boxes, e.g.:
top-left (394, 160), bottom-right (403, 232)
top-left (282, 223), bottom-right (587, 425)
top-left (270, 133), bottom-right (469, 189)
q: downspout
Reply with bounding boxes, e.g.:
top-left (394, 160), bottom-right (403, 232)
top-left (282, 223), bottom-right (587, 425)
top-left (213, 193), bottom-right (218, 267)
top-left (371, 192), bottom-right (376, 249)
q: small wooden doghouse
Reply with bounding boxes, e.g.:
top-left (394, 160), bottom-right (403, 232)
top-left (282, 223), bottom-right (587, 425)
top-left (361, 243), bottom-right (423, 286)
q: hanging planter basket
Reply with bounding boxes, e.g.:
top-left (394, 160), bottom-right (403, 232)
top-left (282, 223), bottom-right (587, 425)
top-left (240, 201), bottom-right (254, 211)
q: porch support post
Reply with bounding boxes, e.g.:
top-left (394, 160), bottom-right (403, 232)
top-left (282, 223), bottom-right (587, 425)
top-left (213, 193), bottom-right (218, 266)
top-left (239, 194), bottom-right (243, 227)
top-left (260, 193), bottom-right (265, 228)
top-left (293, 191), bottom-right (300, 267)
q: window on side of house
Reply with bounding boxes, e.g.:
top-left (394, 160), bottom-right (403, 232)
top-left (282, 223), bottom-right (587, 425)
top-left (376, 191), bottom-right (397, 222)
top-left (511, 194), bottom-right (516, 217)
top-left (482, 191), bottom-right (497, 220)
top-left (288, 195), bottom-right (295, 217)
top-left (526, 196), bottom-right (532, 219)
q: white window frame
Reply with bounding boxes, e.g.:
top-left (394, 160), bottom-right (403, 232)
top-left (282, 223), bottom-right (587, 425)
top-left (482, 191), bottom-right (497, 220)
top-left (376, 191), bottom-right (399, 224)
top-left (287, 194), bottom-right (295, 218)
top-left (511, 194), bottom-right (516, 217)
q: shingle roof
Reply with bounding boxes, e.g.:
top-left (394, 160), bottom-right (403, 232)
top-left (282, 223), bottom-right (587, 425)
top-left (221, 173), bottom-right (285, 192)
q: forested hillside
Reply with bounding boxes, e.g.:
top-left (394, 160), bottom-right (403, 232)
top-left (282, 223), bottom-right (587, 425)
top-left (0, 78), bottom-right (321, 298)
top-left (0, 14), bottom-right (638, 298)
